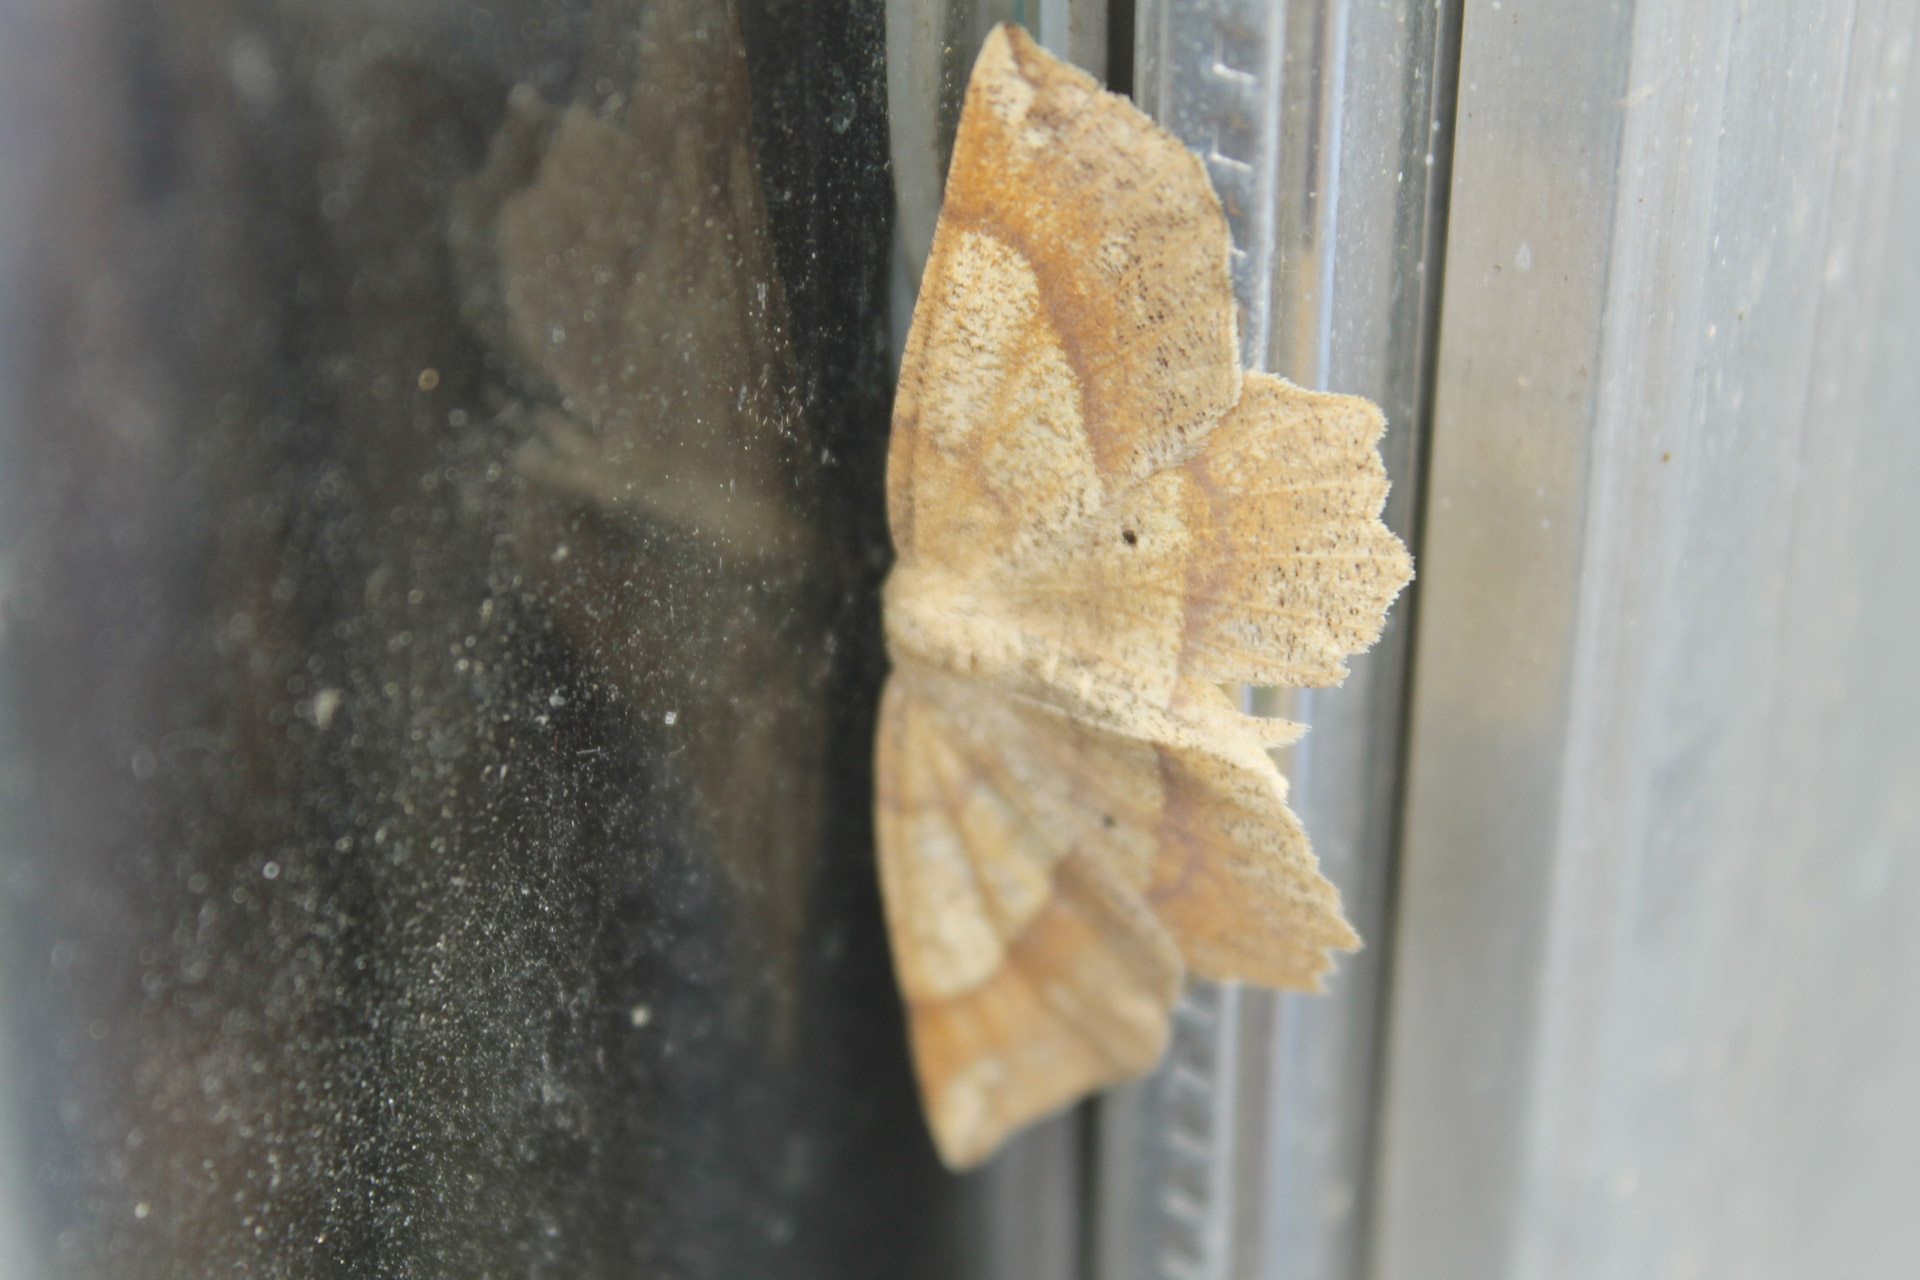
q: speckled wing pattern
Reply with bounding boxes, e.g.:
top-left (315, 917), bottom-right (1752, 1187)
top-left (878, 25), bottom-right (1412, 1169)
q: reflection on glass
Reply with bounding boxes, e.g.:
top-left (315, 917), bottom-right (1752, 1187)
top-left (0, 0), bottom-right (960, 1276)
top-left (456, 0), bottom-right (829, 1037)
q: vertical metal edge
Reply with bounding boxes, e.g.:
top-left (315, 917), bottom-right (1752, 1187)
top-left (1368, 1), bottom-right (1639, 1276)
top-left (1092, 6), bottom-right (1287, 1280)
top-left (1499, 4), bottom-right (1743, 1271)
top-left (1256, 0), bottom-right (1466, 1266)
top-left (1379, 2), bottom-right (1920, 1277)
top-left (1094, 982), bottom-right (1253, 1280)
top-left (1039, 0), bottom-right (1109, 81)
top-left (972, 1110), bottom-right (1088, 1280)
top-left (1096, 2), bottom-right (1460, 1278)
top-left (0, 1010), bottom-right (33, 1280)
top-left (1231, 0), bottom-right (1463, 1277)
top-left (1340, 0), bottom-right (1465, 1275)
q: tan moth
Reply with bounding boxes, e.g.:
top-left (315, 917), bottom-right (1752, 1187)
top-left (875, 25), bottom-right (1413, 1169)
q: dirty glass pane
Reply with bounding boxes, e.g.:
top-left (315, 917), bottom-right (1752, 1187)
top-left (0, 0), bottom-right (972, 1275)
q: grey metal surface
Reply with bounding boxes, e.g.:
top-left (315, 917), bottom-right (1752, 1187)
top-left (1095, 981), bottom-right (1253, 1280)
top-left (1095, 1), bottom-right (1456, 1278)
top-left (1132, 0), bottom-right (1287, 369)
top-left (1241, 2), bottom-right (1456, 1277)
top-left (1376, 1), bottom-right (1920, 1277)
top-left (0, 1015), bottom-right (27, 1280)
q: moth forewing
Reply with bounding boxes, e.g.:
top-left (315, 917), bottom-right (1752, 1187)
top-left (877, 23), bottom-right (1412, 1169)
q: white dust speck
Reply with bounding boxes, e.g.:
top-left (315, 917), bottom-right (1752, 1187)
top-left (228, 37), bottom-right (278, 107)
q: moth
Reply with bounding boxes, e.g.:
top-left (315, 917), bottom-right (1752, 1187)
top-left (876, 25), bottom-right (1414, 1169)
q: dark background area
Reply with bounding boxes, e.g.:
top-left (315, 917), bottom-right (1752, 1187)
top-left (0, 0), bottom-right (968, 1275)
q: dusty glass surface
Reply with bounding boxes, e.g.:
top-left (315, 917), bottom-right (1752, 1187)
top-left (0, 0), bottom-right (971, 1275)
